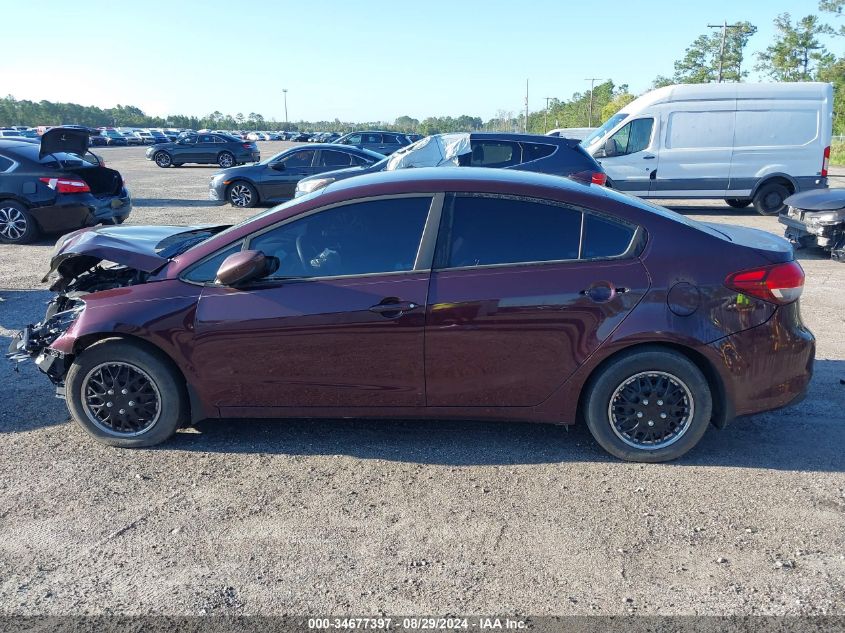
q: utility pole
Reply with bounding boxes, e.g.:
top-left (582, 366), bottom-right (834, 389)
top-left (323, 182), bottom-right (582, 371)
top-left (707, 21), bottom-right (744, 82)
top-left (282, 89), bottom-right (289, 128)
top-left (524, 79), bottom-right (529, 134)
top-left (544, 97), bottom-right (553, 133)
top-left (584, 78), bottom-right (604, 127)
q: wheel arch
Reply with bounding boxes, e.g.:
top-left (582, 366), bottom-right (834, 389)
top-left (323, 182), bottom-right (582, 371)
top-left (71, 333), bottom-right (207, 424)
top-left (576, 341), bottom-right (730, 429)
top-left (750, 173), bottom-right (796, 198)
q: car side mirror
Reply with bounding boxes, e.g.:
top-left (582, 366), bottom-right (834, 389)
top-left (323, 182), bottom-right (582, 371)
top-left (216, 250), bottom-right (278, 286)
top-left (603, 138), bottom-right (618, 157)
top-left (270, 162), bottom-right (285, 171)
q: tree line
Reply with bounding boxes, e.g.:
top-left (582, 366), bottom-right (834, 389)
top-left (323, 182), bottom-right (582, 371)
top-left (1, 1), bottom-right (842, 136)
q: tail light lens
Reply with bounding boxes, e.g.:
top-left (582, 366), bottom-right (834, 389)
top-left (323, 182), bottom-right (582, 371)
top-left (243, 143), bottom-right (254, 149)
top-left (572, 170), bottom-right (608, 186)
top-left (39, 177), bottom-right (91, 194)
top-left (725, 261), bottom-right (805, 305)
top-left (822, 145), bottom-right (830, 178)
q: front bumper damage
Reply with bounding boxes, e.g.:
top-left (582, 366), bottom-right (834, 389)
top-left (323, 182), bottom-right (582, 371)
top-left (6, 303), bottom-right (83, 395)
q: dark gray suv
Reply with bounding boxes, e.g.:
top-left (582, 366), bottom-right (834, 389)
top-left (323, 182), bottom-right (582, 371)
top-left (334, 131), bottom-right (411, 155)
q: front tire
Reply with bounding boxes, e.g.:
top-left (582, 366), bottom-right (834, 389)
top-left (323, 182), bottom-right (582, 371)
top-left (66, 339), bottom-right (187, 448)
top-left (725, 198), bottom-right (751, 209)
top-left (0, 201), bottom-right (39, 244)
top-left (218, 151), bottom-right (235, 168)
top-left (227, 181), bottom-right (258, 208)
top-left (752, 182), bottom-right (790, 216)
top-left (582, 347), bottom-right (712, 462)
top-left (154, 151), bottom-right (172, 168)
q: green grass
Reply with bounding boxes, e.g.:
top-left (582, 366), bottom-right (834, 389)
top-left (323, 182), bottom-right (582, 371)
top-left (831, 140), bottom-right (845, 167)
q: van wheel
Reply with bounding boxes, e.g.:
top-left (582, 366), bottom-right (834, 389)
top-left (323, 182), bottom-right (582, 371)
top-left (752, 182), bottom-right (790, 216)
top-left (725, 198), bottom-right (751, 209)
top-left (582, 347), bottom-right (712, 462)
top-left (0, 201), bottom-right (39, 244)
top-left (65, 339), bottom-right (187, 448)
top-left (154, 151), bottom-right (172, 168)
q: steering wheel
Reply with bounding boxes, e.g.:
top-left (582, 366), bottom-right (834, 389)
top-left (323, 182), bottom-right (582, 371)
top-left (296, 233), bottom-right (320, 272)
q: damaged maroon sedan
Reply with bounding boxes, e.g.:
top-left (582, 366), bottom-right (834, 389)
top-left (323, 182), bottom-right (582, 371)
top-left (8, 168), bottom-right (814, 462)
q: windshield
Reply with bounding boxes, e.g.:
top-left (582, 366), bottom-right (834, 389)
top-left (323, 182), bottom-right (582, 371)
top-left (581, 113), bottom-right (628, 149)
top-left (156, 227), bottom-right (230, 258)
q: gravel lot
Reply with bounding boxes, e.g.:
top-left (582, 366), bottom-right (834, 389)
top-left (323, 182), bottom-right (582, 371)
top-left (1, 144), bottom-right (843, 616)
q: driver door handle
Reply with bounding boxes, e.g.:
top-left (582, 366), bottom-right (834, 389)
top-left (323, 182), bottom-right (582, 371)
top-left (642, 154), bottom-right (656, 159)
top-left (369, 300), bottom-right (420, 317)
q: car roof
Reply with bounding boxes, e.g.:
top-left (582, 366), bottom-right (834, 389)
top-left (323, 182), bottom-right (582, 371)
top-left (469, 132), bottom-right (581, 146)
top-left (322, 166), bottom-right (603, 200)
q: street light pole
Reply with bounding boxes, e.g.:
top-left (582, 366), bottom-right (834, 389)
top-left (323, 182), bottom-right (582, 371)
top-left (584, 77), bottom-right (604, 128)
top-left (282, 89), bottom-right (288, 128)
top-left (544, 97), bottom-right (552, 133)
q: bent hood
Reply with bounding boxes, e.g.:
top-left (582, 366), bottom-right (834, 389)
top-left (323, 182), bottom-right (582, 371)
top-left (44, 224), bottom-right (229, 284)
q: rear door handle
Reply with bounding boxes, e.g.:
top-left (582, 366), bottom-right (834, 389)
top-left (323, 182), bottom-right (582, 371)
top-left (369, 300), bottom-right (420, 317)
top-left (642, 154), bottom-right (656, 160)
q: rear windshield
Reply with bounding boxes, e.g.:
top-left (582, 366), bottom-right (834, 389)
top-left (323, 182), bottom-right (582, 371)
top-left (12, 144), bottom-right (98, 168)
top-left (615, 191), bottom-right (725, 239)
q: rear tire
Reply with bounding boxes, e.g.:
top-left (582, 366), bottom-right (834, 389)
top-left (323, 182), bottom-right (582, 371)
top-left (66, 339), bottom-right (187, 448)
top-left (752, 182), bottom-right (790, 216)
top-left (582, 347), bottom-right (712, 462)
top-left (725, 198), bottom-right (751, 209)
top-left (154, 151), bottom-right (172, 168)
top-left (0, 201), bottom-right (39, 244)
top-left (218, 152), bottom-right (235, 168)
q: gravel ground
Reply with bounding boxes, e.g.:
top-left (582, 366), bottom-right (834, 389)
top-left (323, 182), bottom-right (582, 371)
top-left (0, 145), bottom-right (843, 616)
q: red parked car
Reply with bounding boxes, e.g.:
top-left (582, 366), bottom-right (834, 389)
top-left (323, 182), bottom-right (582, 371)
top-left (8, 168), bottom-right (814, 462)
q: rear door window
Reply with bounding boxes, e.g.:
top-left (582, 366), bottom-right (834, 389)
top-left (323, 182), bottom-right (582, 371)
top-left (469, 141), bottom-right (521, 167)
top-left (319, 150), bottom-right (353, 167)
top-left (437, 195), bottom-right (581, 268)
top-left (382, 133), bottom-right (401, 144)
top-left (198, 134), bottom-right (214, 143)
top-left (581, 214), bottom-right (636, 259)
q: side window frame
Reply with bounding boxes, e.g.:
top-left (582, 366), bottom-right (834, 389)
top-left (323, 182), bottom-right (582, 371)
top-left (433, 193), bottom-right (643, 271)
top-left (238, 193), bottom-right (444, 283)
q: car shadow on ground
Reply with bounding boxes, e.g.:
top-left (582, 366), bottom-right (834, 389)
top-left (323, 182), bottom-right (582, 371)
top-left (169, 358), bottom-right (845, 472)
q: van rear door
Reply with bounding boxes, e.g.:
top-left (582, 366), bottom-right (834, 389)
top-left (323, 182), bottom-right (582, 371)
top-left (650, 99), bottom-right (736, 198)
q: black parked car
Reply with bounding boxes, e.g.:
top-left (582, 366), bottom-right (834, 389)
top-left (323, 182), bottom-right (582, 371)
top-left (209, 144), bottom-right (384, 207)
top-left (0, 128), bottom-right (131, 244)
top-left (145, 133), bottom-right (260, 168)
top-left (290, 132), bottom-right (311, 142)
top-left (296, 133), bottom-right (606, 196)
top-left (89, 134), bottom-right (108, 147)
top-left (100, 129), bottom-right (128, 146)
top-left (334, 130), bottom-right (411, 155)
top-left (149, 130), bottom-right (169, 144)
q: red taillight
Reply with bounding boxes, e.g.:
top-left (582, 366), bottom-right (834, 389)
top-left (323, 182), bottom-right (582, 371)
top-left (39, 177), bottom-right (91, 194)
top-left (571, 170), bottom-right (608, 186)
top-left (725, 261), bottom-right (805, 305)
top-left (822, 145), bottom-right (830, 178)
top-left (243, 143), bottom-right (253, 149)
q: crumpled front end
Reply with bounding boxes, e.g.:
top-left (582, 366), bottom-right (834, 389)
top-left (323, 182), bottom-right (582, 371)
top-left (7, 300), bottom-right (85, 387)
top-left (780, 190), bottom-right (845, 262)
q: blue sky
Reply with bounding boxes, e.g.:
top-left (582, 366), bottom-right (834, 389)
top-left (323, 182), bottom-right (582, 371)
top-left (2, 0), bottom-right (834, 123)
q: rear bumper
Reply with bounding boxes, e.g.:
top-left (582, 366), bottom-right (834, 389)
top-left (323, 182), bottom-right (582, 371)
top-left (30, 189), bottom-right (132, 233)
top-left (707, 301), bottom-right (815, 420)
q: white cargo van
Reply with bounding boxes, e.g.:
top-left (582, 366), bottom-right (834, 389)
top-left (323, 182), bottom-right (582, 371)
top-left (581, 83), bottom-right (833, 215)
